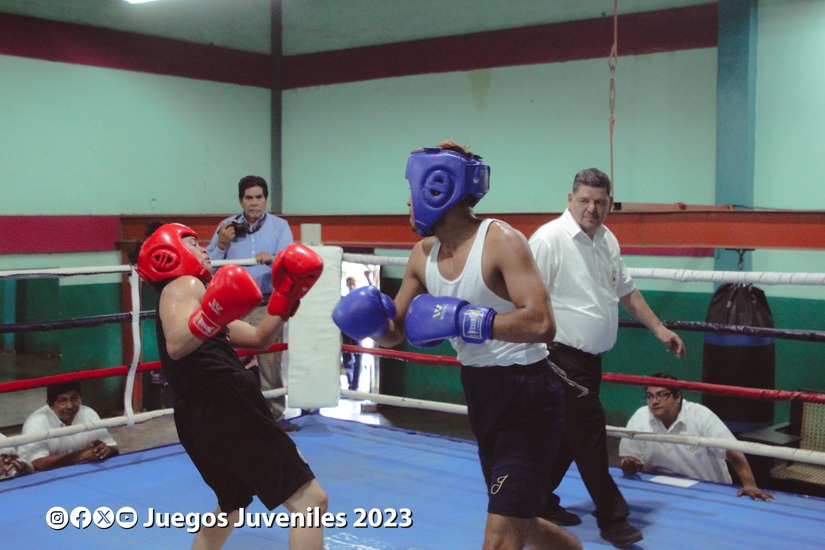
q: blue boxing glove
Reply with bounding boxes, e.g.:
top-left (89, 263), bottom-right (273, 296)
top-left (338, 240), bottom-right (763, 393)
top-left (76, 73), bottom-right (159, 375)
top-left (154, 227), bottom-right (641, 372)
top-left (332, 286), bottom-right (397, 341)
top-left (405, 294), bottom-right (496, 349)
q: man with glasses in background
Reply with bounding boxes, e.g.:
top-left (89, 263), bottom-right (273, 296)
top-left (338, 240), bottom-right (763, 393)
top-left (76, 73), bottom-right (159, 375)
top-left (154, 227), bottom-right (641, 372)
top-left (619, 373), bottom-right (773, 501)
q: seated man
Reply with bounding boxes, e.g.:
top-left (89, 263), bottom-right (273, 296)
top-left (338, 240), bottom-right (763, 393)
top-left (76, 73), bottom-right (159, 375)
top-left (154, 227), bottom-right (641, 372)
top-left (1, 433), bottom-right (33, 480)
top-left (619, 373), bottom-right (773, 501)
top-left (19, 382), bottom-right (119, 471)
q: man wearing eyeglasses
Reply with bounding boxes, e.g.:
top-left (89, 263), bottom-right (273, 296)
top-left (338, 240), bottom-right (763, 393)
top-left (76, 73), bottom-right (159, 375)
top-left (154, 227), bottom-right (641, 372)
top-left (619, 373), bottom-right (773, 501)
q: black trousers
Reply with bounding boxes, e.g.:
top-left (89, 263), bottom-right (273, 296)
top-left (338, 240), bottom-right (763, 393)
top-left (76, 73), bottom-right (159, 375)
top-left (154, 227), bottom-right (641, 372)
top-left (546, 344), bottom-right (629, 528)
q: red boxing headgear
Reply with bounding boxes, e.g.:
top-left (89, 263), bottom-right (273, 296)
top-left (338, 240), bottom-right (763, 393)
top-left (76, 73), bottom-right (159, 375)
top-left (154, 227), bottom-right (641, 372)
top-left (136, 223), bottom-right (212, 285)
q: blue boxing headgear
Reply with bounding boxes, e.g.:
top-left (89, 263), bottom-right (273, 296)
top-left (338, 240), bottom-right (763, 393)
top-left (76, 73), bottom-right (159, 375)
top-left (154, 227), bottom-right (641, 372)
top-left (405, 147), bottom-right (490, 236)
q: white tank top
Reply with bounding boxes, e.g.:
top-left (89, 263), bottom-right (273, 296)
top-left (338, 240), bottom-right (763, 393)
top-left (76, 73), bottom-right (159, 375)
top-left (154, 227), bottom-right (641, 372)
top-left (425, 218), bottom-right (548, 367)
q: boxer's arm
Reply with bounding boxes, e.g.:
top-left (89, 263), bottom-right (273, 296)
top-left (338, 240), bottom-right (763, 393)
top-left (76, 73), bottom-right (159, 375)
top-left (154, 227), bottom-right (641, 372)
top-left (162, 267), bottom-right (262, 357)
top-left (161, 277), bottom-right (277, 356)
top-left (223, 315), bottom-right (284, 350)
top-left (486, 222), bottom-right (556, 344)
top-left (159, 276), bottom-right (213, 359)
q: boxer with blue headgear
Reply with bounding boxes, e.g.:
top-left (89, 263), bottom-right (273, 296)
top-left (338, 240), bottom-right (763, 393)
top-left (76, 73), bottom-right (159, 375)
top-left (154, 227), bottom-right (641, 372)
top-left (331, 140), bottom-right (576, 549)
top-left (405, 145), bottom-right (490, 236)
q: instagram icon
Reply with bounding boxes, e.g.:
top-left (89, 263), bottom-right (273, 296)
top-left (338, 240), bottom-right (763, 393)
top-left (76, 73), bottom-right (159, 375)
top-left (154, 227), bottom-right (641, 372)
top-left (46, 507), bottom-right (69, 530)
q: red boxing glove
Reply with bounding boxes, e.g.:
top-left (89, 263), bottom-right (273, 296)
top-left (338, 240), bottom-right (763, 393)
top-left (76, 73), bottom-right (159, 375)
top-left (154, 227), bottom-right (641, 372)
top-left (268, 244), bottom-right (324, 319)
top-left (188, 265), bottom-right (263, 340)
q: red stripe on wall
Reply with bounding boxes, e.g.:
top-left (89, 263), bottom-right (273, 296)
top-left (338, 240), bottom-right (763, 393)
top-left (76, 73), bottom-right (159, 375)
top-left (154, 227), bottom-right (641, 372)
top-left (283, 4), bottom-right (718, 88)
top-left (1, 5), bottom-right (716, 90)
top-left (0, 216), bottom-right (121, 254)
top-left (0, 12), bottom-right (271, 88)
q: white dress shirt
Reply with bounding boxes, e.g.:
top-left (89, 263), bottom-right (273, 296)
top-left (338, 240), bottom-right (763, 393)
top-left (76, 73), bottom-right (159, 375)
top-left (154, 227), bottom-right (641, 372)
top-left (619, 399), bottom-right (735, 484)
top-left (529, 209), bottom-right (635, 354)
top-left (19, 405), bottom-right (117, 464)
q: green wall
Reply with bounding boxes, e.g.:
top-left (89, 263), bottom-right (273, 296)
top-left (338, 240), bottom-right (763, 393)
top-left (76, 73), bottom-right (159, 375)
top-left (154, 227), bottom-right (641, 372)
top-left (0, 55), bottom-right (271, 217)
top-left (59, 283), bottom-right (123, 416)
top-left (283, 49), bottom-right (717, 217)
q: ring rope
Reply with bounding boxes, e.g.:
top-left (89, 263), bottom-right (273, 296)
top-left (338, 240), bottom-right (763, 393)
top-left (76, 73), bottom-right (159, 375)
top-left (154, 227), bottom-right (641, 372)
top-left (340, 388), bottom-right (469, 415)
top-left (627, 267), bottom-right (825, 286)
top-left (5, 312), bottom-right (824, 348)
top-left (0, 312), bottom-right (154, 333)
top-left (0, 258), bottom-right (258, 280)
top-left (0, 345), bottom-right (286, 394)
top-left (600, 373), bottom-right (825, 404)
top-left (123, 269), bottom-right (141, 425)
top-left (343, 253), bottom-right (825, 286)
top-left (1, 389), bottom-right (287, 450)
top-left (4, 256), bottom-right (825, 287)
top-left (344, 345), bottom-right (825, 405)
top-left (619, 318), bottom-right (825, 343)
top-left (607, 427), bottom-right (825, 467)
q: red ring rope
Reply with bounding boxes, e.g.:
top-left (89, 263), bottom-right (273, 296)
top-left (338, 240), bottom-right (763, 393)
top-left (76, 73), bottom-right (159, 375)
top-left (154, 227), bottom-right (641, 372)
top-left (344, 345), bottom-right (825, 405)
top-left (0, 343), bottom-right (286, 394)
top-left (3, 344), bottom-right (823, 407)
top-left (602, 373), bottom-right (825, 404)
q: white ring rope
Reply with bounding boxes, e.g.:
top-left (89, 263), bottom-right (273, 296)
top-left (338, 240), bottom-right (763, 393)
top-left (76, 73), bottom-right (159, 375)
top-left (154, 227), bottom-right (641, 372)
top-left (3, 408), bottom-right (174, 448)
top-left (627, 267), bottom-right (825, 286)
top-left (2, 256), bottom-right (824, 285)
top-left (0, 259), bottom-right (258, 280)
top-left (1, 388), bottom-right (287, 449)
top-left (607, 427), bottom-right (825, 467)
top-left (340, 389), bottom-right (470, 415)
top-left (6, 384), bottom-right (825, 469)
top-left (343, 253), bottom-right (825, 286)
top-left (122, 268), bottom-right (142, 426)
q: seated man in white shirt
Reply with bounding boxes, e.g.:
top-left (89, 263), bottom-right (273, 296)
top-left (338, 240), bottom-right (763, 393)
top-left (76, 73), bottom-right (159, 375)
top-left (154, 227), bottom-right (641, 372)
top-left (1, 433), bottom-right (33, 480)
top-left (619, 373), bottom-right (772, 501)
top-left (19, 382), bottom-right (119, 471)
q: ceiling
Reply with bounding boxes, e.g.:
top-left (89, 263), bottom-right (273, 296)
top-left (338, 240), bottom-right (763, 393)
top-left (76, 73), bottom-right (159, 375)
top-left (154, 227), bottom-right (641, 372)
top-left (0, 0), bottom-right (713, 55)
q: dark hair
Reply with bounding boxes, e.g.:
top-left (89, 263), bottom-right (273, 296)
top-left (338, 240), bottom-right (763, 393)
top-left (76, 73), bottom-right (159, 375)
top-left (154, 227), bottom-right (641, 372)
top-left (127, 221), bottom-right (165, 266)
top-left (572, 168), bottom-right (612, 196)
top-left (412, 140), bottom-right (476, 159)
top-left (436, 140), bottom-right (474, 159)
top-left (47, 381), bottom-right (82, 405)
top-left (238, 175), bottom-right (268, 199)
top-left (647, 372), bottom-right (681, 398)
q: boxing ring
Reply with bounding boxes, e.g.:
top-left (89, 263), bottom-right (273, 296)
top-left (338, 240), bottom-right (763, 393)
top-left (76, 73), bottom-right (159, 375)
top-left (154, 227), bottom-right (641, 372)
top-left (2, 250), bottom-right (825, 549)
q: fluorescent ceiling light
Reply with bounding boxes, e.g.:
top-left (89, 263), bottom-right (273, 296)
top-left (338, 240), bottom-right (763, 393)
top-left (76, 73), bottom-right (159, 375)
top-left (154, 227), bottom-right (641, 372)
top-left (125, 0), bottom-right (160, 4)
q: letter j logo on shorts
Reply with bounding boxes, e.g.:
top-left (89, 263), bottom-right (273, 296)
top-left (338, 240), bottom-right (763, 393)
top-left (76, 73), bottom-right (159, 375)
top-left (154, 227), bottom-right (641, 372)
top-left (490, 475), bottom-right (509, 495)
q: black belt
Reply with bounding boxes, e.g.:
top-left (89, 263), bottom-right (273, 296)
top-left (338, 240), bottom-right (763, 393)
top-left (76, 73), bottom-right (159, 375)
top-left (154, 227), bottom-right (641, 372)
top-left (550, 342), bottom-right (604, 358)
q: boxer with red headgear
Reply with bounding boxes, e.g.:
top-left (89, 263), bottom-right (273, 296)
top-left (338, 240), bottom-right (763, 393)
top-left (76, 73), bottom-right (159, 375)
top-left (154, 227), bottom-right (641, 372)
top-left (136, 223), bottom-right (213, 286)
top-left (130, 223), bottom-right (328, 550)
